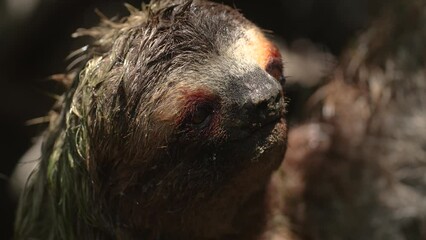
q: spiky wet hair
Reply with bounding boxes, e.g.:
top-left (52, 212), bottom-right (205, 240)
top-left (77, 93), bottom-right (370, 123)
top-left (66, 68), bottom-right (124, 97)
top-left (15, 1), bottom-right (285, 239)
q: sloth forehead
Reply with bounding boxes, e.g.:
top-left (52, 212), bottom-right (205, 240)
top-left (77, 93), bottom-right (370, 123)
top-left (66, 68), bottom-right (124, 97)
top-left (227, 27), bottom-right (280, 73)
top-left (177, 26), bottom-right (280, 83)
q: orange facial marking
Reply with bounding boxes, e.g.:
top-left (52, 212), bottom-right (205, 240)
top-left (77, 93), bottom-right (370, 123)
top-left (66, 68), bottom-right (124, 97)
top-left (248, 31), bottom-right (282, 71)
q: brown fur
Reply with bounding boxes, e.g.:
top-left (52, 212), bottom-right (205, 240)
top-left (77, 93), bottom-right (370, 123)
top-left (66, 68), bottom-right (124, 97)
top-left (280, 0), bottom-right (426, 239)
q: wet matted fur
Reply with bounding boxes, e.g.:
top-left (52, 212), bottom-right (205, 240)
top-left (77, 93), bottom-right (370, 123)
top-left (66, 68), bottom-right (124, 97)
top-left (15, 0), bottom-right (289, 239)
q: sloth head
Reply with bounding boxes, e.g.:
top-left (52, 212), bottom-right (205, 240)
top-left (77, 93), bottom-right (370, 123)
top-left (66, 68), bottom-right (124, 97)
top-left (67, 0), bottom-right (287, 236)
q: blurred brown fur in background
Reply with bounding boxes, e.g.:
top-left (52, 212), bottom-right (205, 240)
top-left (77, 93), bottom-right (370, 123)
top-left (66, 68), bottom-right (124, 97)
top-left (280, 0), bottom-right (426, 239)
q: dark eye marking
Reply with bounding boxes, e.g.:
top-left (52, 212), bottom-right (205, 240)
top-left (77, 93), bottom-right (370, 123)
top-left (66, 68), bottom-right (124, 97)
top-left (190, 103), bottom-right (214, 127)
top-left (265, 57), bottom-right (286, 85)
top-left (177, 90), bottom-right (219, 133)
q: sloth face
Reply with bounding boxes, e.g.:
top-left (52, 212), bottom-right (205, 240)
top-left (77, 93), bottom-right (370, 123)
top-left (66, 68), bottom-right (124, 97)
top-left (78, 0), bottom-right (288, 230)
top-left (130, 26), bottom-right (287, 211)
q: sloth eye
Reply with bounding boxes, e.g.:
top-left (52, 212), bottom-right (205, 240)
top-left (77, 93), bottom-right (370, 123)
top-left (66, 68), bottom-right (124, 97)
top-left (190, 103), bottom-right (213, 127)
top-left (265, 58), bottom-right (285, 84)
top-left (278, 75), bottom-right (286, 85)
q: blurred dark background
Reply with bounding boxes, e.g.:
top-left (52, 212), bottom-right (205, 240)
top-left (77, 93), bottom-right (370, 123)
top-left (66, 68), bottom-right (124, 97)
top-left (0, 0), bottom-right (373, 238)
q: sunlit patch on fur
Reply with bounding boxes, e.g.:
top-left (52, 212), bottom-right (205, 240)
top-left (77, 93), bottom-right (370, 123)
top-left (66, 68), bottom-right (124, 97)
top-left (228, 28), bottom-right (283, 79)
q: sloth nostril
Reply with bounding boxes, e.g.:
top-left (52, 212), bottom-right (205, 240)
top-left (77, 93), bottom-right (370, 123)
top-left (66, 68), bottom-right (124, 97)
top-left (257, 100), bottom-right (269, 114)
top-left (274, 93), bottom-right (282, 104)
top-left (252, 92), bottom-right (282, 124)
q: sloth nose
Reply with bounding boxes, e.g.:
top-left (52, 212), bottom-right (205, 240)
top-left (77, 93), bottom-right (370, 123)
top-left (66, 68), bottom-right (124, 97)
top-left (225, 68), bottom-right (285, 138)
top-left (244, 83), bottom-right (283, 128)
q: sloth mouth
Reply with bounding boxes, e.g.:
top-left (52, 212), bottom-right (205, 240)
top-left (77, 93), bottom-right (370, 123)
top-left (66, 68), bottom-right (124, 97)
top-left (239, 115), bottom-right (286, 159)
top-left (228, 113), bottom-right (285, 142)
top-left (225, 116), bottom-right (287, 178)
top-left (249, 115), bottom-right (283, 133)
top-left (245, 119), bottom-right (281, 141)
